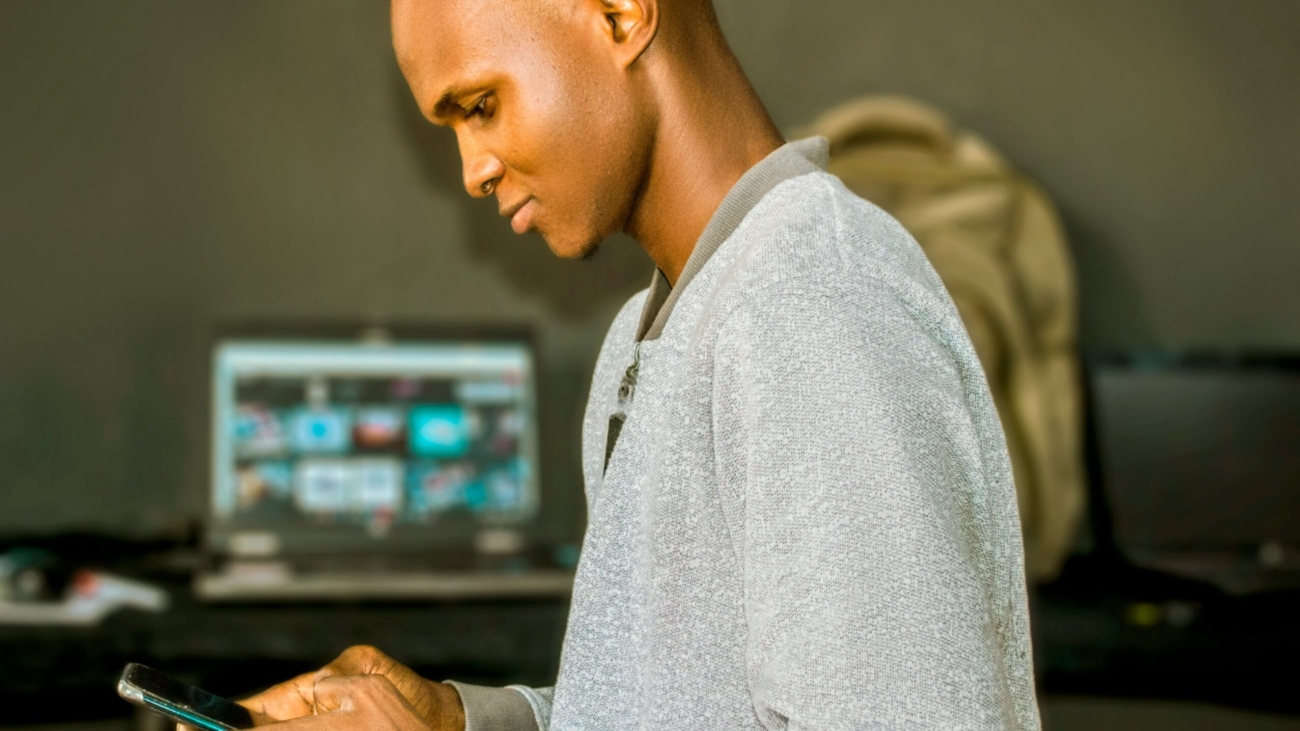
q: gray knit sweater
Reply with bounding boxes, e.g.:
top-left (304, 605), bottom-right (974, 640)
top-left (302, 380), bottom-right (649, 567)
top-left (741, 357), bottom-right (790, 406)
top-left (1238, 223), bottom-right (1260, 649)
top-left (450, 138), bottom-right (1041, 730)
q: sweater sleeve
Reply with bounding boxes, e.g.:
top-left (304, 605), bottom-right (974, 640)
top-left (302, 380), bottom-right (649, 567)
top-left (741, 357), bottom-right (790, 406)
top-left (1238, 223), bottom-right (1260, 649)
top-left (446, 682), bottom-right (553, 731)
top-left (712, 274), bottom-right (1028, 730)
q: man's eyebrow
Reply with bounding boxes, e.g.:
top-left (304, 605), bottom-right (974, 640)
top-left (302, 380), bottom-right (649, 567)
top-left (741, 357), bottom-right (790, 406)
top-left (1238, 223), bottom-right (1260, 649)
top-left (431, 83), bottom-right (489, 122)
top-left (431, 88), bottom-right (464, 122)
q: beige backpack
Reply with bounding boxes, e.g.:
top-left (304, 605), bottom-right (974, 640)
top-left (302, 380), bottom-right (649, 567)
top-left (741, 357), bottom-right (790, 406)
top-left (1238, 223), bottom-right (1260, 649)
top-left (806, 96), bottom-right (1085, 581)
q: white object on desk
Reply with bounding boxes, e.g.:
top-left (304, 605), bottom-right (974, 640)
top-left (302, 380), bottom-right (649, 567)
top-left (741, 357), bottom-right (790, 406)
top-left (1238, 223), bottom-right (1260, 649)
top-left (194, 568), bottom-right (574, 602)
top-left (0, 570), bottom-right (169, 626)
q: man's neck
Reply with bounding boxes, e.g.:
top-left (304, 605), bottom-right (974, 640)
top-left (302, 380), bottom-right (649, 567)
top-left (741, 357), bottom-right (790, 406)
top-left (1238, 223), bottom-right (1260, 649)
top-left (623, 51), bottom-right (783, 287)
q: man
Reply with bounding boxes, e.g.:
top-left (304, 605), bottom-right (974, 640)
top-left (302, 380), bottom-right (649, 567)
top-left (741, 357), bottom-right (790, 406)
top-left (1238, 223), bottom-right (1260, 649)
top-left (231, 0), bottom-right (1041, 728)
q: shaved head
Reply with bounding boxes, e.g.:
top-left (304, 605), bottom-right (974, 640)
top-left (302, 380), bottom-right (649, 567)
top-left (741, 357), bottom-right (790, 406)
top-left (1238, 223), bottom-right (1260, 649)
top-left (393, 0), bottom-right (665, 258)
top-left (392, 0), bottom-right (781, 275)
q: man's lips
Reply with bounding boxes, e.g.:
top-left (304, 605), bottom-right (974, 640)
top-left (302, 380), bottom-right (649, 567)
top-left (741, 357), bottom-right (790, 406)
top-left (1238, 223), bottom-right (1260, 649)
top-left (500, 197), bottom-right (536, 235)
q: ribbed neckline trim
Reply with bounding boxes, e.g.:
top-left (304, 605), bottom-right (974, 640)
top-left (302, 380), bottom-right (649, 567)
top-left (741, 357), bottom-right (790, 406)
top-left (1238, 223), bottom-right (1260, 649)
top-left (635, 136), bottom-right (830, 342)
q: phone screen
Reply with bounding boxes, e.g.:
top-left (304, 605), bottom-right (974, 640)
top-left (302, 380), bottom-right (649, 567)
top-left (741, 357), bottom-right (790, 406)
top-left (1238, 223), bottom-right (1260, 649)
top-left (118, 664), bottom-right (255, 731)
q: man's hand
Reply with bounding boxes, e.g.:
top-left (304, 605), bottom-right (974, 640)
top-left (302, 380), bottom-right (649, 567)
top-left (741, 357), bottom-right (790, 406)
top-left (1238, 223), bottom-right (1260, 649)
top-left (258, 674), bottom-right (439, 731)
top-left (179, 646), bottom-right (464, 731)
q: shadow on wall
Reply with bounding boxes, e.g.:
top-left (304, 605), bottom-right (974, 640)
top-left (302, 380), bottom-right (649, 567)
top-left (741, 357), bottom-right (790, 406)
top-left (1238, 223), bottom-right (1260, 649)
top-left (390, 76), bottom-right (652, 320)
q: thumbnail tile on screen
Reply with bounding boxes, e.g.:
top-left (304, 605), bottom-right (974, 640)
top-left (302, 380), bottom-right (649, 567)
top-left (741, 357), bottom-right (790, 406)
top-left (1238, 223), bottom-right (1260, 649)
top-left (409, 405), bottom-right (471, 458)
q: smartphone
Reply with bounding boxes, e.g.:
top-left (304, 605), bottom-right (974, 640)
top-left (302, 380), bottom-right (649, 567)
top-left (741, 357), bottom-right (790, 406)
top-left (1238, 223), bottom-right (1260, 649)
top-left (117, 663), bottom-right (255, 731)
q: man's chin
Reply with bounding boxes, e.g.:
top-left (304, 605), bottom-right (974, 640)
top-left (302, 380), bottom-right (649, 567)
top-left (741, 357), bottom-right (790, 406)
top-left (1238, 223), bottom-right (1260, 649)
top-left (542, 232), bottom-right (603, 261)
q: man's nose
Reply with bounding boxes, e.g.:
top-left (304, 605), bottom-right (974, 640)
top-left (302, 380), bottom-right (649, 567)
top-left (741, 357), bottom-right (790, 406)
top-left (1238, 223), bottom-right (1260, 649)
top-left (460, 138), bottom-right (505, 199)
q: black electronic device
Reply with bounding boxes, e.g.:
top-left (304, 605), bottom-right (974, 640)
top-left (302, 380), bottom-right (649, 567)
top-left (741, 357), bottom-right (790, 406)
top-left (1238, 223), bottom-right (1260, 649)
top-left (117, 663), bottom-right (254, 731)
top-left (192, 323), bottom-right (576, 603)
top-left (209, 335), bottom-right (542, 555)
top-left (1088, 351), bottom-right (1300, 593)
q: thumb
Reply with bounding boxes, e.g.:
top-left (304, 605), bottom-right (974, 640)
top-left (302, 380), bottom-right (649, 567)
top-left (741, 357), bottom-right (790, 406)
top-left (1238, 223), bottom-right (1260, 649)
top-left (238, 672), bottom-right (317, 723)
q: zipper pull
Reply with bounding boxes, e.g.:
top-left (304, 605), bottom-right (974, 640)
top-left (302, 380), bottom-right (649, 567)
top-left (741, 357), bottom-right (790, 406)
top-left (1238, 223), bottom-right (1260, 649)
top-left (617, 341), bottom-right (641, 411)
top-left (605, 342), bottom-right (642, 474)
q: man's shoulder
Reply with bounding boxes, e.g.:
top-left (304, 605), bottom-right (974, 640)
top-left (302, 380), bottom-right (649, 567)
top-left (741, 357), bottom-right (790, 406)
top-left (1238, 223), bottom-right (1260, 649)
top-left (716, 171), bottom-right (946, 320)
top-left (752, 170), bottom-right (915, 247)
top-left (733, 171), bottom-right (936, 287)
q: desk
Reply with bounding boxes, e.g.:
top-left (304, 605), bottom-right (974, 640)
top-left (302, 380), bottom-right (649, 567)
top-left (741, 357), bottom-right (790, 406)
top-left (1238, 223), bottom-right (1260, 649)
top-left (0, 581), bottom-right (569, 726)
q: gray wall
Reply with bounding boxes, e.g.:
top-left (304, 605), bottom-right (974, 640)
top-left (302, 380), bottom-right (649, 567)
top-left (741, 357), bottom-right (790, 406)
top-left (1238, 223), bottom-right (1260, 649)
top-left (1, 0), bottom-right (1297, 536)
top-left (722, 0), bottom-right (1300, 348)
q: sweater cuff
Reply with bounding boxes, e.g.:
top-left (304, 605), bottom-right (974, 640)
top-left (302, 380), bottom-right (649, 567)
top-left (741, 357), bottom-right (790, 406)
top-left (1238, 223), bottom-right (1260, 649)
top-left (445, 681), bottom-right (539, 731)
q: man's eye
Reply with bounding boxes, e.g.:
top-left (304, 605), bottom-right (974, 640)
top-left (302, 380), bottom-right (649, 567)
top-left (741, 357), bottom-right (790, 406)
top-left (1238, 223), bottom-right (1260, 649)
top-left (467, 96), bottom-right (492, 120)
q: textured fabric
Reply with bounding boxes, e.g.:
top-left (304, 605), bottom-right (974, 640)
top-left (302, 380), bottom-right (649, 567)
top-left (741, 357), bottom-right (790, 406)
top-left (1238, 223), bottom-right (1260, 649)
top-left (608, 138), bottom-right (828, 472)
top-left (637, 137), bottom-right (829, 342)
top-left (511, 686), bottom-right (554, 729)
top-left (446, 682), bottom-right (538, 731)
top-left (807, 96), bottom-right (1085, 582)
top-left (459, 138), bottom-right (1041, 730)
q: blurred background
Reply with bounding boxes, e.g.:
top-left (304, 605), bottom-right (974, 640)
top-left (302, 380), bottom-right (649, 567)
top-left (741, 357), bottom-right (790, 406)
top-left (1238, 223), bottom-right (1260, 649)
top-left (1, 1), bottom-right (1297, 729)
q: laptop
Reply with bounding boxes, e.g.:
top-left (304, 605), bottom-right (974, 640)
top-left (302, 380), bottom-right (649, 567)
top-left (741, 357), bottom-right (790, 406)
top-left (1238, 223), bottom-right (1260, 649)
top-left (195, 327), bottom-right (574, 601)
top-left (1088, 352), bottom-right (1300, 594)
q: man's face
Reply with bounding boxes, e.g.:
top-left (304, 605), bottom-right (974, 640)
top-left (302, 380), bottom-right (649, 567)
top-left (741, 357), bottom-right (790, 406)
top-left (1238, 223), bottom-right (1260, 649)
top-left (392, 0), bottom-right (653, 259)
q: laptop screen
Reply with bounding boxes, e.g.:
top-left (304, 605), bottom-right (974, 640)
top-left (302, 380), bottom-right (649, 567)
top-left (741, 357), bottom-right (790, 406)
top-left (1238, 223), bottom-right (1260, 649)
top-left (210, 340), bottom-right (540, 556)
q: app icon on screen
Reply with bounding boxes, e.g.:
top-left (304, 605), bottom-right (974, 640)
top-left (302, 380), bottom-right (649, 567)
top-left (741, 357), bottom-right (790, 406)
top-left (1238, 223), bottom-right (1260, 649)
top-left (487, 468), bottom-right (522, 511)
top-left (295, 458), bottom-right (403, 515)
top-left (356, 458), bottom-right (403, 511)
top-left (463, 478), bottom-right (488, 512)
top-left (409, 405), bottom-right (470, 458)
top-left (407, 461), bottom-right (473, 514)
top-left (290, 408), bottom-right (353, 454)
top-left (295, 459), bottom-right (351, 513)
top-left (455, 380), bottom-right (518, 404)
top-left (486, 409), bottom-right (521, 457)
top-left (236, 460), bottom-right (295, 510)
top-left (233, 405), bottom-right (287, 458)
top-left (354, 407), bottom-right (405, 450)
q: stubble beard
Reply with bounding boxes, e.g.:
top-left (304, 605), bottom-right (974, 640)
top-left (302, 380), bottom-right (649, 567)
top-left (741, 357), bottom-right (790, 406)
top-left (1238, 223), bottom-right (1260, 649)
top-left (542, 230), bottom-right (604, 261)
top-left (578, 239), bottom-right (603, 261)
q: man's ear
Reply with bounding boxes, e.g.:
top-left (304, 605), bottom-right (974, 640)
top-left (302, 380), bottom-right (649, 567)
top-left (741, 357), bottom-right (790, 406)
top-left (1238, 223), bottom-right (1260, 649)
top-left (592, 0), bottom-right (658, 67)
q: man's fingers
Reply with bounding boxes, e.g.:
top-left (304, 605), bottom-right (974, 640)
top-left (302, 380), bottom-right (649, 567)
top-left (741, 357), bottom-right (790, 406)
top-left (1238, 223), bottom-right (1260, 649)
top-left (248, 712), bottom-right (347, 731)
top-left (237, 671), bottom-right (319, 723)
top-left (218, 648), bottom-right (414, 728)
top-left (311, 673), bottom-right (399, 714)
top-left (247, 675), bottom-right (426, 731)
top-left (318, 645), bottom-right (392, 679)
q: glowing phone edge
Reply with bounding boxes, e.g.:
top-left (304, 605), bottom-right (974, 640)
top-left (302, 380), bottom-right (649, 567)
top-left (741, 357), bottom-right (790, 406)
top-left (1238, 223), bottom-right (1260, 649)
top-left (142, 696), bottom-right (236, 731)
top-left (117, 679), bottom-right (239, 731)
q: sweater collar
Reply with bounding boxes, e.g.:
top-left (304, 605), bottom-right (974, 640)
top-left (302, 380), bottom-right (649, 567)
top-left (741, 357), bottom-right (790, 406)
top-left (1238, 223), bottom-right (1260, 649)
top-left (635, 136), bottom-right (830, 342)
